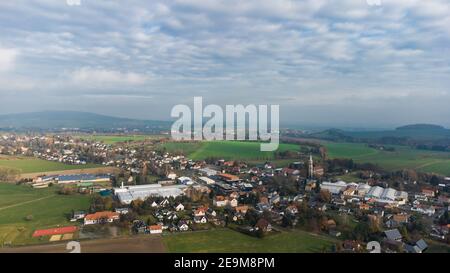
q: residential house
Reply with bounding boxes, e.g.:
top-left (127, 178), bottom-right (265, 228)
top-left (235, 205), bottom-right (249, 215)
top-left (149, 224), bottom-right (163, 234)
top-left (194, 206), bottom-right (208, 217)
top-left (160, 199), bottom-right (170, 207)
top-left (115, 208), bottom-right (129, 214)
top-left (194, 216), bottom-right (208, 224)
top-left (359, 203), bottom-right (371, 211)
top-left (72, 211), bottom-right (86, 220)
top-left (384, 229), bottom-right (403, 242)
top-left (393, 213), bottom-right (409, 224)
top-left (422, 188), bottom-right (435, 198)
top-left (213, 196), bottom-right (228, 207)
top-left (305, 180), bottom-right (316, 192)
top-left (255, 218), bottom-right (272, 233)
top-left (405, 239), bottom-right (428, 253)
top-left (84, 211), bottom-right (120, 225)
top-left (286, 205), bottom-right (298, 215)
top-left (177, 221), bottom-right (189, 231)
top-left (175, 203), bottom-right (185, 211)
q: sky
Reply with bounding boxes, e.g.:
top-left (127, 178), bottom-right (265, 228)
top-left (0, 0), bottom-right (449, 128)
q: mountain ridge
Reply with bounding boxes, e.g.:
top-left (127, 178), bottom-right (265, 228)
top-left (0, 111), bottom-right (171, 131)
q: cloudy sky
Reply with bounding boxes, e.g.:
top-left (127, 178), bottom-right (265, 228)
top-left (0, 0), bottom-right (449, 128)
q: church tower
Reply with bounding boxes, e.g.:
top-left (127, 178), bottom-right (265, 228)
top-left (308, 154), bottom-right (314, 179)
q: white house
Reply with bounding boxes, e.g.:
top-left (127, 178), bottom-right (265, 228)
top-left (178, 222), bottom-right (189, 231)
top-left (160, 199), bottom-right (170, 207)
top-left (229, 198), bottom-right (238, 207)
top-left (84, 211), bottom-right (120, 225)
top-left (149, 225), bottom-right (163, 234)
top-left (213, 196), bottom-right (229, 207)
top-left (175, 203), bottom-right (185, 211)
top-left (167, 173), bottom-right (177, 180)
top-left (194, 216), bottom-right (208, 224)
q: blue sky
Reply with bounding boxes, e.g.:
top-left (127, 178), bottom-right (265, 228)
top-left (0, 0), bottom-right (449, 128)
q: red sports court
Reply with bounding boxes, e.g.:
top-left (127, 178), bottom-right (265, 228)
top-left (32, 226), bottom-right (78, 237)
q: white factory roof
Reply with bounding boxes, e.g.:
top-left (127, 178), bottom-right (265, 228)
top-left (198, 176), bottom-right (216, 184)
top-left (380, 188), bottom-right (396, 201)
top-left (321, 181), bottom-right (348, 194)
top-left (115, 184), bottom-right (187, 204)
top-left (367, 186), bottom-right (384, 198)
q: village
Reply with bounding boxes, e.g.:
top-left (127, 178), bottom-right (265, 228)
top-left (1, 133), bottom-right (450, 253)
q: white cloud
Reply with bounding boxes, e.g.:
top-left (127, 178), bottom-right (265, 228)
top-left (0, 48), bottom-right (18, 72)
top-left (0, 0), bottom-right (449, 125)
top-left (71, 67), bottom-right (150, 86)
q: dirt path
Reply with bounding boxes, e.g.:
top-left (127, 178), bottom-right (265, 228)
top-left (0, 235), bottom-right (167, 253)
top-left (415, 160), bottom-right (443, 170)
top-left (0, 195), bottom-right (55, 211)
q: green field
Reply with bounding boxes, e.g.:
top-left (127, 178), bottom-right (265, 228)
top-left (160, 141), bottom-right (301, 161)
top-left (324, 142), bottom-right (450, 176)
top-left (0, 183), bottom-right (90, 245)
top-left (78, 134), bottom-right (164, 144)
top-left (163, 228), bottom-right (336, 253)
top-left (0, 156), bottom-right (101, 174)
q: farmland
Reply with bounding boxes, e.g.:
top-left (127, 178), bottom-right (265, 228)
top-left (159, 141), bottom-right (302, 161)
top-left (77, 134), bottom-right (165, 144)
top-left (0, 183), bottom-right (90, 246)
top-left (0, 156), bottom-right (100, 174)
top-left (323, 142), bottom-right (450, 176)
top-left (163, 228), bottom-right (336, 253)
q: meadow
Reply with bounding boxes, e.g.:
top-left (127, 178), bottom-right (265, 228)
top-left (323, 142), bottom-right (450, 176)
top-left (0, 183), bottom-right (90, 246)
top-left (163, 228), bottom-right (336, 253)
top-left (0, 156), bottom-right (100, 174)
top-left (160, 141), bottom-right (301, 161)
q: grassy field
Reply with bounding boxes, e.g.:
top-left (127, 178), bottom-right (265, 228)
top-left (163, 228), bottom-right (336, 253)
top-left (0, 156), bottom-right (101, 174)
top-left (160, 141), bottom-right (301, 161)
top-left (427, 240), bottom-right (450, 253)
top-left (324, 142), bottom-right (450, 176)
top-left (334, 172), bottom-right (364, 182)
top-left (78, 134), bottom-right (165, 144)
top-left (0, 183), bottom-right (90, 246)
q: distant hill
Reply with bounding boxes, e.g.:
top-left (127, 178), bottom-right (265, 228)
top-left (0, 111), bottom-right (171, 131)
top-left (306, 124), bottom-right (450, 143)
top-left (396, 124), bottom-right (445, 131)
top-left (308, 128), bottom-right (355, 142)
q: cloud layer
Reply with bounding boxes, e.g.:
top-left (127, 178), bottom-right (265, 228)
top-left (0, 0), bottom-right (450, 127)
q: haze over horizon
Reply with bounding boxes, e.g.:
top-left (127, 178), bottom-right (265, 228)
top-left (1, 0), bottom-right (450, 127)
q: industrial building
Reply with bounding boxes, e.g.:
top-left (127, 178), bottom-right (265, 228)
top-left (33, 174), bottom-right (110, 187)
top-left (320, 181), bottom-right (348, 195)
top-left (321, 181), bottom-right (408, 205)
top-left (114, 184), bottom-right (187, 204)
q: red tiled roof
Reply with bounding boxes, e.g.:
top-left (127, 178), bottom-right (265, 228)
top-left (85, 211), bottom-right (120, 221)
top-left (149, 225), bottom-right (162, 230)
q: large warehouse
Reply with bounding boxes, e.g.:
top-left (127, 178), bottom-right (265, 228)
top-left (320, 181), bottom-right (348, 195)
top-left (114, 184), bottom-right (187, 204)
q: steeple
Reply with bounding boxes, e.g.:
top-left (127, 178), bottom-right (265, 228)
top-left (308, 154), bottom-right (314, 179)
